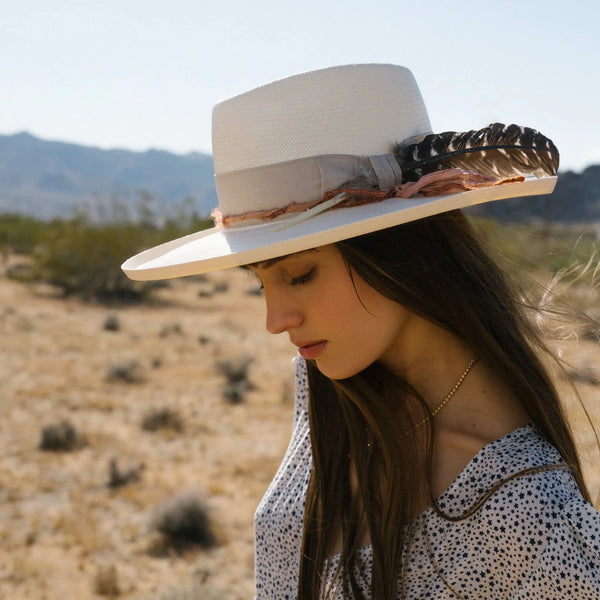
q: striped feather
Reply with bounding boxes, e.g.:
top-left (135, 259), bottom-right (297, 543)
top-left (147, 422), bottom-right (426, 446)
top-left (394, 123), bottom-right (559, 182)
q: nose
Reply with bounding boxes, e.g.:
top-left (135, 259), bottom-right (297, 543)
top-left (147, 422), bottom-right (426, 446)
top-left (264, 288), bottom-right (303, 335)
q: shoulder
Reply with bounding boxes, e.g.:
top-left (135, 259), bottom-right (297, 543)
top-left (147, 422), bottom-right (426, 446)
top-left (435, 424), bottom-right (570, 517)
top-left (419, 424), bottom-right (600, 597)
top-left (511, 492), bottom-right (600, 598)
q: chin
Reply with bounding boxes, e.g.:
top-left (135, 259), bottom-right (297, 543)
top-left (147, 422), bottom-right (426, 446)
top-left (314, 358), bottom-right (369, 381)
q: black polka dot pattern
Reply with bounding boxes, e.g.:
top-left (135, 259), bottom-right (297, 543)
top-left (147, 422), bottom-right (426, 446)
top-left (254, 357), bottom-right (600, 598)
top-left (254, 356), bottom-right (311, 598)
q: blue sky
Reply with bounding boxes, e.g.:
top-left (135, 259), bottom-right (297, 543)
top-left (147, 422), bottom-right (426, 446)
top-left (2, 0), bottom-right (599, 172)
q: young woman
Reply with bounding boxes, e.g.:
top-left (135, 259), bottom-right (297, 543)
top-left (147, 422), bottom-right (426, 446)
top-left (123, 64), bottom-right (600, 598)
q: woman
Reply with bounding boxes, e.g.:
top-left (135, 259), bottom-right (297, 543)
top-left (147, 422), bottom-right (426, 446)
top-left (123, 64), bottom-right (600, 598)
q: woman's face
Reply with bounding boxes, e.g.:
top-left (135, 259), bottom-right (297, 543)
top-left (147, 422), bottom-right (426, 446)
top-left (248, 244), bottom-right (414, 380)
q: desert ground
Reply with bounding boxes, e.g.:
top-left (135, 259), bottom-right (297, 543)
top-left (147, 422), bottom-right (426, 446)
top-left (1, 258), bottom-right (599, 600)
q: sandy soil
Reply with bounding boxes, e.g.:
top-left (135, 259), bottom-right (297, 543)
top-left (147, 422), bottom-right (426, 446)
top-left (0, 264), bottom-right (295, 600)
top-left (1, 260), bottom-right (599, 599)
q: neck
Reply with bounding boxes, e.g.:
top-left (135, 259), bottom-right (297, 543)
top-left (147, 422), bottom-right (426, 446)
top-left (379, 315), bottom-right (476, 414)
top-left (378, 313), bottom-right (530, 445)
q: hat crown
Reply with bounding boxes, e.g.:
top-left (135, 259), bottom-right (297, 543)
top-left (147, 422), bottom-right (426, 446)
top-left (211, 64), bottom-right (432, 175)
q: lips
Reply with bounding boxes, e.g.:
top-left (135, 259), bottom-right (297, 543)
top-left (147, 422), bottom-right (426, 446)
top-left (294, 340), bottom-right (328, 360)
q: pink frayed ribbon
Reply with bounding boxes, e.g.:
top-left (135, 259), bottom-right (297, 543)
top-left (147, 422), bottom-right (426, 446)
top-left (211, 168), bottom-right (525, 228)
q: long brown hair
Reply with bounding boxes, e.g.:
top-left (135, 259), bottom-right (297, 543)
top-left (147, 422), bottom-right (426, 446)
top-left (298, 210), bottom-right (589, 599)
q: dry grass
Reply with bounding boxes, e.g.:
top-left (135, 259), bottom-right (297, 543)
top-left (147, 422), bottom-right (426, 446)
top-left (0, 254), bottom-right (599, 599)
top-left (0, 262), bottom-right (293, 599)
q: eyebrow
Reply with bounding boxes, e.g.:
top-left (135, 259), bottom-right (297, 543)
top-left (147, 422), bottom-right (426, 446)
top-left (244, 249), bottom-right (318, 270)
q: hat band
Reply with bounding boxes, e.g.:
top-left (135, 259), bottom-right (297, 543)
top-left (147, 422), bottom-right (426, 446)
top-left (212, 164), bottom-right (526, 230)
top-left (214, 153), bottom-right (403, 226)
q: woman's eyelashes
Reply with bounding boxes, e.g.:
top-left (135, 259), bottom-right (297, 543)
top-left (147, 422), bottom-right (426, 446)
top-left (290, 267), bottom-right (316, 286)
top-left (247, 265), bottom-right (316, 289)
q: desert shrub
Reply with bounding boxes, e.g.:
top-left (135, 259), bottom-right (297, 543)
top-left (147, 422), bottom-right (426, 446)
top-left (93, 564), bottom-right (120, 597)
top-left (0, 213), bottom-right (47, 254)
top-left (2, 197), bottom-right (213, 301)
top-left (103, 314), bottom-right (121, 331)
top-left (39, 419), bottom-right (86, 451)
top-left (108, 458), bottom-right (144, 488)
top-left (26, 197), bottom-right (212, 302)
top-left (473, 218), bottom-right (599, 277)
top-left (197, 287), bottom-right (214, 298)
top-left (223, 383), bottom-right (248, 404)
top-left (152, 491), bottom-right (217, 553)
top-left (107, 360), bottom-right (146, 384)
top-left (217, 355), bottom-right (254, 404)
top-left (5, 262), bottom-right (38, 283)
top-left (142, 408), bottom-right (183, 432)
top-left (32, 216), bottom-right (154, 301)
top-left (158, 214), bottom-right (213, 246)
top-left (159, 322), bottom-right (183, 337)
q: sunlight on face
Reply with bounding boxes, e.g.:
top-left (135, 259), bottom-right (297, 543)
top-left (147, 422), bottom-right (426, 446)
top-left (248, 244), bottom-right (414, 379)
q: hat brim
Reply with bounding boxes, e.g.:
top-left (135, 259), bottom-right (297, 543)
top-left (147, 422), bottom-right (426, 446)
top-left (122, 177), bottom-right (556, 281)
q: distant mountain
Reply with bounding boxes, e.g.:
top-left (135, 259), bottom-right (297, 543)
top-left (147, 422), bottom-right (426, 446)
top-left (469, 165), bottom-right (600, 224)
top-left (1, 132), bottom-right (599, 224)
top-left (0, 132), bottom-right (217, 219)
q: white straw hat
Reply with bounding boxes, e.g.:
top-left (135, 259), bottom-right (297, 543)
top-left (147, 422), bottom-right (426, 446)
top-left (122, 64), bottom-right (557, 281)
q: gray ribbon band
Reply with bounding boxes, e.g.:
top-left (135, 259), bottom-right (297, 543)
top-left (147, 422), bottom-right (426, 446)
top-left (215, 153), bottom-right (403, 220)
top-left (368, 154), bottom-right (403, 191)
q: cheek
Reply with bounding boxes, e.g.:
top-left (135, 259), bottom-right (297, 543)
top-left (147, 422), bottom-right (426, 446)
top-left (317, 307), bottom-right (402, 379)
top-left (339, 286), bottom-right (407, 360)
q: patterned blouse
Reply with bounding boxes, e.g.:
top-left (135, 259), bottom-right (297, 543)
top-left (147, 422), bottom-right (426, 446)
top-left (254, 357), bottom-right (600, 598)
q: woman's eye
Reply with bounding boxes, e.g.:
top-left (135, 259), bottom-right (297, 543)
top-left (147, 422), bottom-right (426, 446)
top-left (290, 267), bottom-right (316, 286)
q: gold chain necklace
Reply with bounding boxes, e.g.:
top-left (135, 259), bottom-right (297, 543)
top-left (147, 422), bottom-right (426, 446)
top-left (402, 355), bottom-right (480, 436)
